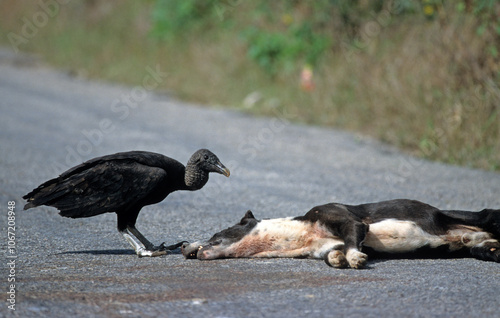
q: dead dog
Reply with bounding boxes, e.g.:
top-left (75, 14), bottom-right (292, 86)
top-left (182, 199), bottom-right (500, 268)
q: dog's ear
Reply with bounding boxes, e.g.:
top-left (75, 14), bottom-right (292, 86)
top-left (240, 210), bottom-right (256, 223)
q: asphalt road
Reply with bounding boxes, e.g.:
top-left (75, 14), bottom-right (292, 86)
top-left (1, 48), bottom-right (499, 318)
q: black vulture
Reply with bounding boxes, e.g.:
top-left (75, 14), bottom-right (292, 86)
top-left (23, 149), bottom-right (230, 257)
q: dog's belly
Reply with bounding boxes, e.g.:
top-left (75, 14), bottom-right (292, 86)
top-left (364, 219), bottom-right (443, 253)
top-left (363, 219), bottom-right (490, 253)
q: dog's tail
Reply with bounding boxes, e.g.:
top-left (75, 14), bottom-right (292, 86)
top-left (441, 208), bottom-right (500, 237)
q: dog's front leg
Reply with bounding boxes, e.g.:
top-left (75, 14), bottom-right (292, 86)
top-left (325, 248), bottom-right (349, 268)
top-left (342, 221), bottom-right (369, 269)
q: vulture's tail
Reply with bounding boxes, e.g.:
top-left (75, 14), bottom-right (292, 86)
top-left (23, 176), bottom-right (77, 210)
top-left (23, 173), bottom-right (108, 218)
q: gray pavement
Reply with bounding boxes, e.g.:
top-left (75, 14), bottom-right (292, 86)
top-left (1, 48), bottom-right (499, 317)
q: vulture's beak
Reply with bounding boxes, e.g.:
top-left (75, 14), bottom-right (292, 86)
top-left (215, 162), bottom-right (230, 177)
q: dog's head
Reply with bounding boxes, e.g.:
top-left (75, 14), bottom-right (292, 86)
top-left (182, 210), bottom-right (259, 260)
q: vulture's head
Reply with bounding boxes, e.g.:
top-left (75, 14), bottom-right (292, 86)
top-left (189, 149), bottom-right (230, 177)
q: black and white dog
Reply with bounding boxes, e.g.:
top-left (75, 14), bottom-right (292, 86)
top-left (182, 199), bottom-right (500, 268)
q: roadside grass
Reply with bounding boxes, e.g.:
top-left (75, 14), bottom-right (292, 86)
top-left (1, 1), bottom-right (498, 170)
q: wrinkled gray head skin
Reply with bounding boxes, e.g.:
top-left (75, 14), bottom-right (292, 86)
top-left (188, 149), bottom-right (230, 177)
top-left (184, 149), bottom-right (230, 190)
top-left (182, 211), bottom-right (258, 259)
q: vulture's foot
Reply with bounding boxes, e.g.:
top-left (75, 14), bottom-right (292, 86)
top-left (121, 227), bottom-right (187, 257)
top-left (137, 248), bottom-right (167, 258)
top-left (136, 241), bottom-right (188, 258)
top-left (158, 241), bottom-right (188, 251)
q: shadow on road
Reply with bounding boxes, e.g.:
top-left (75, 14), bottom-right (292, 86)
top-left (57, 249), bottom-right (136, 255)
top-left (56, 249), bottom-right (184, 255)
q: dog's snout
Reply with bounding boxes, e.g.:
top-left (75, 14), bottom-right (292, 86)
top-left (181, 242), bottom-right (202, 259)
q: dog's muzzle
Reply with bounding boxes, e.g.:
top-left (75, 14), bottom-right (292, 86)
top-left (181, 242), bottom-right (203, 259)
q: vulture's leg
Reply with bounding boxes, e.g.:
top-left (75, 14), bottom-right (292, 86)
top-left (127, 225), bottom-right (155, 250)
top-left (117, 212), bottom-right (185, 257)
top-left (121, 226), bottom-right (186, 257)
top-left (117, 209), bottom-right (166, 257)
top-left (128, 226), bottom-right (187, 252)
top-left (119, 227), bottom-right (166, 257)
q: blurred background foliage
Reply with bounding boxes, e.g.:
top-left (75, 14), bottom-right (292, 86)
top-left (1, 0), bottom-right (499, 170)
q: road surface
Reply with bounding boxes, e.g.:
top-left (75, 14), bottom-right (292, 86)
top-left (1, 48), bottom-right (499, 317)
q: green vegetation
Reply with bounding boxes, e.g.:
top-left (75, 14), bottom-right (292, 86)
top-left (1, 0), bottom-right (499, 170)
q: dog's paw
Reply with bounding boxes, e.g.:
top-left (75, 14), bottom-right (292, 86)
top-left (346, 249), bottom-right (368, 269)
top-left (471, 240), bottom-right (500, 262)
top-left (326, 250), bottom-right (348, 268)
